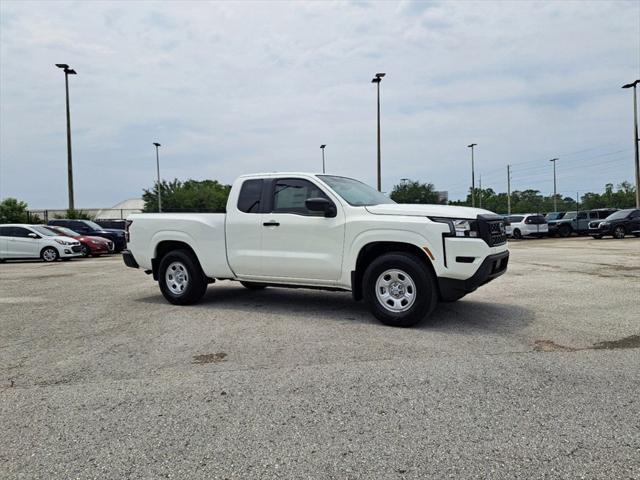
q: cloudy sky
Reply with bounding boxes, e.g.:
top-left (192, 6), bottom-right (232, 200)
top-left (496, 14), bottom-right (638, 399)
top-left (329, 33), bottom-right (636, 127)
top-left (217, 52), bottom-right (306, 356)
top-left (0, 0), bottom-right (638, 208)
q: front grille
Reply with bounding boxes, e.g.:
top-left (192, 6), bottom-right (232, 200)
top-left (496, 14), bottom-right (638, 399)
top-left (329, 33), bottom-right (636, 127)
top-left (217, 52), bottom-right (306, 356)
top-left (477, 215), bottom-right (507, 246)
top-left (71, 245), bottom-right (83, 253)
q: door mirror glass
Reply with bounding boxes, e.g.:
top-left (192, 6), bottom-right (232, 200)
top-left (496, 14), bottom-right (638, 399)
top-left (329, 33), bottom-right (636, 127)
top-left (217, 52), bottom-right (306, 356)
top-left (305, 197), bottom-right (337, 218)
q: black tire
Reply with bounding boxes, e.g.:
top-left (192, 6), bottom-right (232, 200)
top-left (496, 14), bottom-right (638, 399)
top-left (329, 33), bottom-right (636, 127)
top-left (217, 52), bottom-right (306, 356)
top-left (613, 226), bottom-right (625, 239)
top-left (591, 235), bottom-right (603, 239)
top-left (512, 229), bottom-right (522, 239)
top-left (158, 249), bottom-right (208, 305)
top-left (41, 247), bottom-right (59, 263)
top-left (558, 225), bottom-right (572, 237)
top-left (240, 281), bottom-right (267, 290)
top-left (362, 252), bottom-right (437, 328)
top-left (81, 243), bottom-right (91, 257)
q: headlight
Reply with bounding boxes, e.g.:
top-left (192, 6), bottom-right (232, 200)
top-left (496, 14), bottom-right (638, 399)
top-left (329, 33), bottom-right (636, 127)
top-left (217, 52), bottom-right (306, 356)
top-left (429, 217), bottom-right (479, 238)
top-left (54, 239), bottom-right (73, 245)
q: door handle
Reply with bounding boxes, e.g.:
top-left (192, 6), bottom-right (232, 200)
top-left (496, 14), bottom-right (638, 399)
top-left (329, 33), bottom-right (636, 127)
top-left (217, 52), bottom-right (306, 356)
top-left (263, 221), bottom-right (280, 227)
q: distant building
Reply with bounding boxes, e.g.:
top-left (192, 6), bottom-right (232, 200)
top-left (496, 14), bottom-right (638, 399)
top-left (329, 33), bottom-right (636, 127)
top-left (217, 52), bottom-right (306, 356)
top-left (95, 198), bottom-right (144, 219)
top-left (436, 191), bottom-right (448, 203)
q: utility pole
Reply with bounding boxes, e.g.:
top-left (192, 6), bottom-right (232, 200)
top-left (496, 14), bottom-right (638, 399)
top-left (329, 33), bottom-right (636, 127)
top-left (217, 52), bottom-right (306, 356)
top-left (55, 64), bottom-right (77, 210)
top-left (153, 143), bottom-right (162, 212)
top-left (622, 80), bottom-right (640, 208)
top-left (467, 143), bottom-right (477, 207)
top-left (320, 144), bottom-right (326, 173)
top-left (371, 73), bottom-right (385, 191)
top-left (507, 165), bottom-right (511, 216)
top-left (549, 158), bottom-right (558, 211)
top-left (479, 174), bottom-right (482, 208)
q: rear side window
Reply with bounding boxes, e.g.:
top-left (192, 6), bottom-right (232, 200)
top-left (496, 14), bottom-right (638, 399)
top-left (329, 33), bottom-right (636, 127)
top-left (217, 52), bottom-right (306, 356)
top-left (237, 179), bottom-right (263, 213)
top-left (509, 216), bottom-right (524, 223)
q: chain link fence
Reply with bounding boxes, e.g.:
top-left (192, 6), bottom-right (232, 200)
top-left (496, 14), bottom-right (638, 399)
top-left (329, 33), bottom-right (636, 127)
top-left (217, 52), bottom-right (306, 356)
top-left (27, 208), bottom-right (143, 224)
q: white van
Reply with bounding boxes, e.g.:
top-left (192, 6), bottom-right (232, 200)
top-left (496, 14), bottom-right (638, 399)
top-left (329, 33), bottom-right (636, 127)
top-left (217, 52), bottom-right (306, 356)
top-left (0, 224), bottom-right (83, 262)
top-left (505, 214), bottom-right (548, 239)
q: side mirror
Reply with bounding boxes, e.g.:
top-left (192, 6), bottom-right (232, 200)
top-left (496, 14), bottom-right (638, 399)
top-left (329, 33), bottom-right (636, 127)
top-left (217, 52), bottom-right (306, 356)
top-left (305, 197), bottom-right (337, 218)
top-left (28, 233), bottom-right (39, 239)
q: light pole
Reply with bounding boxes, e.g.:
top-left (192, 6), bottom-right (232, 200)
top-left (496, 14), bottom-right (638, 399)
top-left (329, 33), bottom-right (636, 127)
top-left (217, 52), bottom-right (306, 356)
top-left (55, 64), bottom-right (77, 210)
top-left (622, 79), bottom-right (640, 208)
top-left (153, 142), bottom-right (162, 212)
top-left (549, 157), bottom-right (559, 211)
top-left (467, 143), bottom-right (477, 207)
top-left (320, 144), bottom-right (326, 173)
top-left (371, 72), bottom-right (385, 191)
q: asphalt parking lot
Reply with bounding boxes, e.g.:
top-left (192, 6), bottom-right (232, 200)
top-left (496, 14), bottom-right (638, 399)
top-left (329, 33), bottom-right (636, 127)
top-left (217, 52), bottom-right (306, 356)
top-left (1, 237), bottom-right (639, 479)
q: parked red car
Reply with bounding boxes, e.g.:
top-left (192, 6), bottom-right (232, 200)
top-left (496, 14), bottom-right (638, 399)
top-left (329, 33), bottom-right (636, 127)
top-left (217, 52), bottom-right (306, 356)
top-left (43, 225), bottom-right (114, 256)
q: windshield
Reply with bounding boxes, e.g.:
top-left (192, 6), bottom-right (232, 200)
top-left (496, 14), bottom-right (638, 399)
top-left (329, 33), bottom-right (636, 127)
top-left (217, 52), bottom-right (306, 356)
top-left (605, 209), bottom-right (633, 221)
top-left (563, 211), bottom-right (577, 219)
top-left (82, 220), bottom-right (103, 230)
top-left (31, 226), bottom-right (56, 236)
top-left (545, 212), bottom-right (564, 220)
top-left (318, 175), bottom-right (395, 206)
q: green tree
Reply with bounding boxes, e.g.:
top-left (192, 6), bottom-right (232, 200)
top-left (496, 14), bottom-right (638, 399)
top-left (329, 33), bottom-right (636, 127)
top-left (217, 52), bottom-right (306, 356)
top-left (390, 180), bottom-right (443, 204)
top-left (0, 197), bottom-right (29, 223)
top-left (143, 179), bottom-right (231, 213)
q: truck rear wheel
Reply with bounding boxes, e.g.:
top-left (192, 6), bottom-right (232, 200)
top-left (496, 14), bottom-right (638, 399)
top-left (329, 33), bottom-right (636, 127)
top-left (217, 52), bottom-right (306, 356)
top-left (158, 249), bottom-right (207, 305)
top-left (362, 252), bottom-right (437, 327)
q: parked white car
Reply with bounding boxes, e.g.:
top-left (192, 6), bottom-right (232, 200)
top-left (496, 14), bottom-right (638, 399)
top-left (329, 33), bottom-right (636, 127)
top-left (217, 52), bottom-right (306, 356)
top-left (123, 173), bottom-right (509, 327)
top-left (0, 224), bottom-right (83, 262)
top-left (505, 214), bottom-right (548, 239)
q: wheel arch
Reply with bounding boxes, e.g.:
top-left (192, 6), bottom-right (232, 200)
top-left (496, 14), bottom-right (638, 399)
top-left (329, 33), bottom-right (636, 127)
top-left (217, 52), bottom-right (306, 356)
top-left (152, 240), bottom-right (202, 280)
top-left (350, 241), bottom-right (437, 301)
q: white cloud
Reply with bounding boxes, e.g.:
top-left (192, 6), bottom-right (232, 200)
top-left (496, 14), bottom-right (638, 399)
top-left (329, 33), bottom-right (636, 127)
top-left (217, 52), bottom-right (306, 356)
top-left (0, 0), bottom-right (638, 207)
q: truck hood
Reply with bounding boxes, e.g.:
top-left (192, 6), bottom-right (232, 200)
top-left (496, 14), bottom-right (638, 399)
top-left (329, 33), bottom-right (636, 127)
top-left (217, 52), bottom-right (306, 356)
top-left (364, 204), bottom-right (497, 219)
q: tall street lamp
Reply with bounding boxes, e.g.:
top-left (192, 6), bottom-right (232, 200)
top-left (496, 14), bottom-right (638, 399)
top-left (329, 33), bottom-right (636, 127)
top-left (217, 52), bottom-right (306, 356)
top-left (153, 142), bottom-right (162, 213)
top-left (549, 157), bottom-right (559, 211)
top-left (622, 79), bottom-right (640, 208)
top-left (55, 64), bottom-right (77, 210)
top-left (371, 72), bottom-right (385, 191)
top-left (320, 144), bottom-right (326, 173)
top-left (467, 143), bottom-right (477, 207)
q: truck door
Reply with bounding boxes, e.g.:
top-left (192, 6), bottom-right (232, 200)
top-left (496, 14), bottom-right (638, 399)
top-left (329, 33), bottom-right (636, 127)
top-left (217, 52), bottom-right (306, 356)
top-left (226, 178), bottom-right (265, 276)
top-left (259, 177), bottom-right (345, 281)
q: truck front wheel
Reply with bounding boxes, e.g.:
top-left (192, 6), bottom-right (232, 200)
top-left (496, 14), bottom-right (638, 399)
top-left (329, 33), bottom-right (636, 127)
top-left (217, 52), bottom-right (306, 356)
top-left (158, 249), bottom-right (208, 305)
top-left (363, 252), bottom-right (437, 328)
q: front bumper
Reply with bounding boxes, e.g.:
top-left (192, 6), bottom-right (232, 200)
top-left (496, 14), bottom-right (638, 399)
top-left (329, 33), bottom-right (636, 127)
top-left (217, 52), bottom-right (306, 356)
top-left (438, 250), bottom-right (509, 301)
top-left (122, 249), bottom-right (139, 268)
top-left (60, 245), bottom-right (83, 258)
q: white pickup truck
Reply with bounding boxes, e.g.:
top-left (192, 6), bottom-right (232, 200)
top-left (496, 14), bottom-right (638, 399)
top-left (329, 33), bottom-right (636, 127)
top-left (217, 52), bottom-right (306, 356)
top-left (123, 173), bottom-right (509, 327)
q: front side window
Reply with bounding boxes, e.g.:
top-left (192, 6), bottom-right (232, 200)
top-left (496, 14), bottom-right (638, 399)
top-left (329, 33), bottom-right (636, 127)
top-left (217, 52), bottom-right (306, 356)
top-left (8, 227), bottom-right (31, 238)
top-left (577, 212), bottom-right (587, 220)
top-left (237, 179), bottom-right (263, 213)
top-left (272, 178), bottom-right (330, 215)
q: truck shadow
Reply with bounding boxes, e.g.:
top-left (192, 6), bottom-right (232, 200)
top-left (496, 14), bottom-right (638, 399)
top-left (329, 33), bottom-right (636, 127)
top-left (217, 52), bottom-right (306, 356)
top-left (137, 283), bottom-right (534, 334)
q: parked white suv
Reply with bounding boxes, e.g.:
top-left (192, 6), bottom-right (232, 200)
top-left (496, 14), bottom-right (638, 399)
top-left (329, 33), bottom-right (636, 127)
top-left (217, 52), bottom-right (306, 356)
top-left (123, 173), bottom-right (509, 327)
top-left (0, 224), bottom-right (83, 262)
top-left (505, 214), bottom-right (548, 239)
